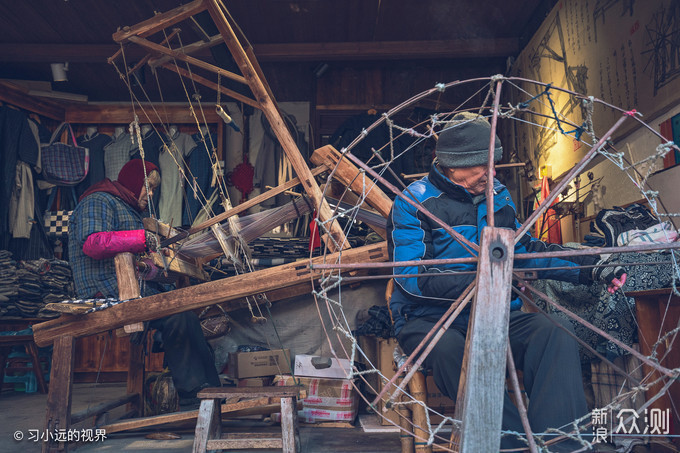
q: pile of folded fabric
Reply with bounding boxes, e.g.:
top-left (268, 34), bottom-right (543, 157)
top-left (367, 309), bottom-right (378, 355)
top-left (590, 203), bottom-right (676, 247)
top-left (0, 250), bottom-right (19, 316)
top-left (15, 258), bottom-right (73, 318)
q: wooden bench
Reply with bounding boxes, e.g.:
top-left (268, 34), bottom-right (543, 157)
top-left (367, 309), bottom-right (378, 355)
top-left (192, 386), bottom-right (301, 453)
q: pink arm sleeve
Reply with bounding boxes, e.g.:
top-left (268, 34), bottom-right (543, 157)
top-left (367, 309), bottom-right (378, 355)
top-left (82, 229), bottom-right (146, 260)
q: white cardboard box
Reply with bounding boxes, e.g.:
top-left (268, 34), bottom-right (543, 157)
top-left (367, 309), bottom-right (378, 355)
top-left (293, 354), bottom-right (353, 379)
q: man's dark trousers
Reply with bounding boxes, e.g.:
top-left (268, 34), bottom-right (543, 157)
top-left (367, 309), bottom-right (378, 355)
top-left (397, 310), bottom-right (588, 449)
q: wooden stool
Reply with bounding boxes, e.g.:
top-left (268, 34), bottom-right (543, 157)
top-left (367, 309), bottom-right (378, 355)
top-left (193, 386), bottom-right (300, 453)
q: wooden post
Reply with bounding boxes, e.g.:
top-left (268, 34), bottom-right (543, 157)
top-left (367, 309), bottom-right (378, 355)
top-left (192, 398), bottom-right (220, 453)
top-left (114, 252), bottom-right (141, 300)
top-left (114, 253), bottom-right (143, 333)
top-left (310, 145), bottom-right (393, 219)
top-left (458, 227), bottom-right (514, 453)
top-left (407, 371), bottom-right (432, 453)
top-left (204, 0), bottom-right (348, 251)
top-left (43, 336), bottom-right (75, 453)
top-left (396, 388), bottom-right (415, 453)
top-left (113, 252), bottom-right (145, 415)
top-left (280, 396), bottom-right (298, 453)
top-left (26, 341), bottom-right (48, 393)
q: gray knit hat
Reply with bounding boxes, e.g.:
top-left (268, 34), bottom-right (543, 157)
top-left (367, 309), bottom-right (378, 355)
top-left (435, 112), bottom-right (503, 168)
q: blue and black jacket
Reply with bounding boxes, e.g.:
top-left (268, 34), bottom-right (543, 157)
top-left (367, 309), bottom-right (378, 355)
top-left (387, 163), bottom-right (597, 334)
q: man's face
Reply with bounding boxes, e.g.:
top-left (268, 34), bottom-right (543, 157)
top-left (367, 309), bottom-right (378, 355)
top-left (137, 180), bottom-right (158, 211)
top-left (443, 165), bottom-right (495, 196)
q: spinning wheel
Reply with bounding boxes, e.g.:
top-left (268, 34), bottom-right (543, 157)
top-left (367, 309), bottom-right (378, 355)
top-left (310, 75), bottom-right (680, 452)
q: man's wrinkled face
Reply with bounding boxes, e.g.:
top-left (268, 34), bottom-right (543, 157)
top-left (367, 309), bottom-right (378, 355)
top-left (443, 165), bottom-right (495, 196)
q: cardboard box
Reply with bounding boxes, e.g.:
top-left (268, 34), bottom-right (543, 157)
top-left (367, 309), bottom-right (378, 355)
top-left (228, 349), bottom-right (292, 378)
top-left (375, 338), bottom-right (402, 426)
top-left (425, 375), bottom-right (456, 423)
top-left (294, 354), bottom-right (352, 379)
top-left (272, 374), bottom-right (358, 423)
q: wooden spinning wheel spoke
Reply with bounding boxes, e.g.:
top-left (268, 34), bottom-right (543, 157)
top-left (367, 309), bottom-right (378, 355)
top-left (312, 76), bottom-right (680, 452)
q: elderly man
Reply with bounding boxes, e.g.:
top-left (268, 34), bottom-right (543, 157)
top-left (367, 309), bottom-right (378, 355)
top-left (387, 113), bottom-right (625, 451)
top-left (68, 159), bottom-right (220, 409)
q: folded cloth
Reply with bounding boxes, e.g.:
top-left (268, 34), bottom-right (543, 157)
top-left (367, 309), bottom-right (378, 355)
top-left (617, 221), bottom-right (678, 246)
top-left (594, 203), bottom-right (659, 246)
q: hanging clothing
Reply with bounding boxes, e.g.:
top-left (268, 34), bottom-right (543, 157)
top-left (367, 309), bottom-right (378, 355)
top-left (328, 112), bottom-right (408, 190)
top-left (26, 117), bottom-right (47, 174)
top-left (534, 177), bottom-right (562, 244)
top-left (253, 111), bottom-right (306, 208)
top-left (76, 132), bottom-right (112, 197)
top-left (9, 161), bottom-right (35, 239)
top-left (104, 133), bottom-right (135, 180)
top-left (158, 131), bottom-right (196, 226)
top-left (131, 128), bottom-right (164, 168)
top-left (0, 106), bottom-right (39, 250)
top-left (184, 132), bottom-right (216, 226)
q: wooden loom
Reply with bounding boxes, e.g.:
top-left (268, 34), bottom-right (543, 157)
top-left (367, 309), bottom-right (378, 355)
top-left (31, 1), bottom-right (393, 451)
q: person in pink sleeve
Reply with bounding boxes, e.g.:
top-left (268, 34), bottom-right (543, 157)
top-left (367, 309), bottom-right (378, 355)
top-left (68, 159), bottom-right (220, 409)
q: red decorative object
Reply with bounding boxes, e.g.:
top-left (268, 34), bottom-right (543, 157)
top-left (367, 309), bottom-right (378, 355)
top-left (231, 161), bottom-right (254, 199)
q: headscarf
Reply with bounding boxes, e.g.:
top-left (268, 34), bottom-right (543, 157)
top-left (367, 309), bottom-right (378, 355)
top-left (117, 159), bottom-right (159, 199)
top-left (79, 159), bottom-right (159, 211)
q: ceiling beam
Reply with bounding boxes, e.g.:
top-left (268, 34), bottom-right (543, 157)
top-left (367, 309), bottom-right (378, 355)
top-left (0, 37), bottom-right (518, 63)
top-left (253, 38), bottom-right (519, 61)
top-left (0, 81), bottom-right (65, 121)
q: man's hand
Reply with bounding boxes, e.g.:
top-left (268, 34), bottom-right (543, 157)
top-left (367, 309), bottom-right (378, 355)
top-left (607, 273), bottom-right (627, 294)
top-left (592, 255), bottom-right (627, 294)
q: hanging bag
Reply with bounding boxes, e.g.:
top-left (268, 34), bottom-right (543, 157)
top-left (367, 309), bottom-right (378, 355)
top-left (42, 187), bottom-right (77, 241)
top-left (42, 122), bottom-right (89, 186)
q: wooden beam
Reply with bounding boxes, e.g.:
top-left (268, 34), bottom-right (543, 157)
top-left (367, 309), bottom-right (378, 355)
top-left (128, 35), bottom-right (248, 86)
top-left (159, 63), bottom-right (260, 110)
top-left (42, 336), bottom-right (75, 453)
top-left (112, 0), bottom-right (207, 44)
top-left (0, 38), bottom-right (518, 63)
top-left (148, 34), bottom-right (223, 68)
top-left (70, 393), bottom-right (139, 425)
top-left (0, 43), bottom-right (147, 63)
top-left (64, 103), bottom-right (219, 124)
top-left (311, 145), bottom-right (393, 219)
top-left (32, 242), bottom-right (388, 347)
top-left (251, 38), bottom-right (519, 62)
top-left (126, 28), bottom-right (181, 75)
top-left (103, 397), bottom-right (268, 433)
top-left (205, 0), bottom-right (348, 251)
top-left (0, 81), bottom-right (65, 121)
top-left (102, 396), bottom-right (303, 433)
top-left (149, 251), bottom-right (208, 281)
top-left (459, 227), bottom-right (514, 452)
